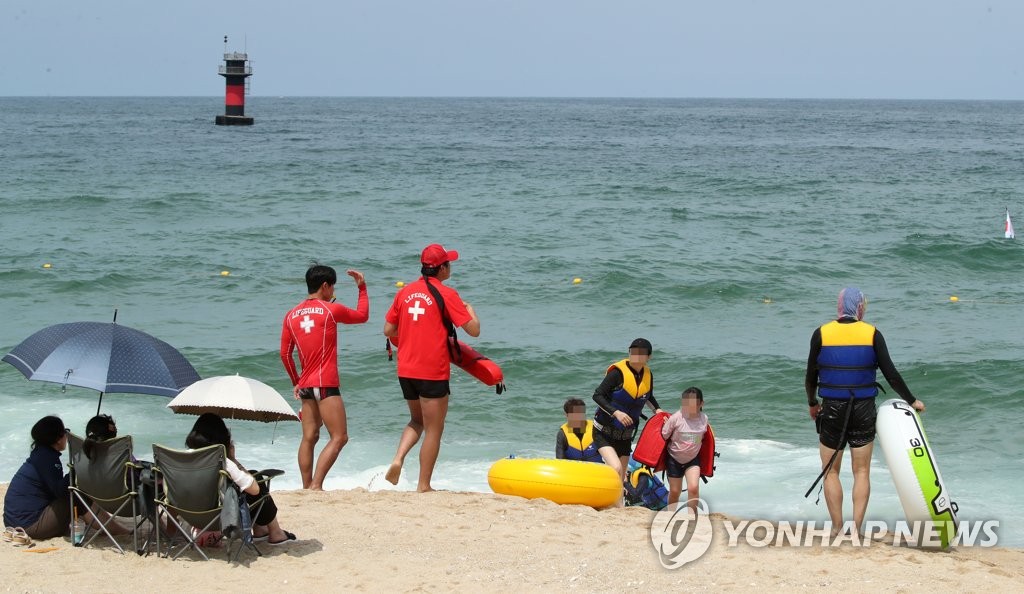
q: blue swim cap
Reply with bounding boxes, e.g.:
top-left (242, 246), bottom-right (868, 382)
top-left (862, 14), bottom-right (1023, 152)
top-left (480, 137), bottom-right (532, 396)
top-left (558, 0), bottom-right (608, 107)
top-left (837, 287), bottom-right (866, 320)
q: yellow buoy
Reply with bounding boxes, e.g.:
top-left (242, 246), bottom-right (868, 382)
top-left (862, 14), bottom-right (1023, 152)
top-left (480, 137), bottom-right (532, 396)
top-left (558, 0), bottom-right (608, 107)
top-left (396, 281), bottom-right (405, 288)
top-left (572, 278), bottom-right (582, 285)
top-left (949, 296), bottom-right (959, 302)
top-left (42, 263), bottom-right (52, 269)
top-left (220, 270), bottom-right (230, 277)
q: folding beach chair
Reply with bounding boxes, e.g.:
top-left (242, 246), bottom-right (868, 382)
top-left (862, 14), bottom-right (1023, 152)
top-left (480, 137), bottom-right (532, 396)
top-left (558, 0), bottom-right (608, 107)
top-left (151, 444), bottom-right (277, 562)
top-left (221, 467), bottom-right (285, 562)
top-left (66, 432), bottom-right (142, 554)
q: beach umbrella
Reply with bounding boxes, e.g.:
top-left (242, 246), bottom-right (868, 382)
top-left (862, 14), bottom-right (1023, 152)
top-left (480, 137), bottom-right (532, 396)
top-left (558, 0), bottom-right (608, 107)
top-left (166, 375), bottom-right (299, 423)
top-left (2, 319), bottom-right (200, 414)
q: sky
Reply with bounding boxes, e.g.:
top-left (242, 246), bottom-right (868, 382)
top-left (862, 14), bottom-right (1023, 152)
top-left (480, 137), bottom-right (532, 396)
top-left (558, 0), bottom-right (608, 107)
top-left (1, 1), bottom-right (1021, 99)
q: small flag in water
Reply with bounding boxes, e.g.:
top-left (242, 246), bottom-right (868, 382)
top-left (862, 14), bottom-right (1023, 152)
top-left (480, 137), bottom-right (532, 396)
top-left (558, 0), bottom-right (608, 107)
top-left (1005, 208), bottom-right (1015, 239)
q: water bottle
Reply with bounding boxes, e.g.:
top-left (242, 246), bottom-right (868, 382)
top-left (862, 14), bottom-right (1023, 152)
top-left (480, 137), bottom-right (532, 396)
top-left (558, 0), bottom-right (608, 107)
top-left (72, 519), bottom-right (85, 545)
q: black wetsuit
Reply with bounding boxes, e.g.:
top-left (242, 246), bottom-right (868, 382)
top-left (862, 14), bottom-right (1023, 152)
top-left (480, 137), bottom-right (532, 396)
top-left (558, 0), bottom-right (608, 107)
top-left (592, 365), bottom-right (662, 455)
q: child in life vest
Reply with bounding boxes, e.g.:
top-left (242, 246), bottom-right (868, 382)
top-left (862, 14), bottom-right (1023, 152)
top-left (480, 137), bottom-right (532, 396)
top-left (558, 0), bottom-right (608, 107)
top-left (555, 398), bottom-right (603, 463)
top-left (661, 387), bottom-right (708, 514)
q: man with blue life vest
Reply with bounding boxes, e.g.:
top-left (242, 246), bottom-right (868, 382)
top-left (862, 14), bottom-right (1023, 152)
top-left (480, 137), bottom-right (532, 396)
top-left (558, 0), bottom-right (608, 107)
top-left (592, 338), bottom-right (664, 495)
top-left (805, 287), bottom-right (926, 538)
top-left (555, 398), bottom-right (602, 463)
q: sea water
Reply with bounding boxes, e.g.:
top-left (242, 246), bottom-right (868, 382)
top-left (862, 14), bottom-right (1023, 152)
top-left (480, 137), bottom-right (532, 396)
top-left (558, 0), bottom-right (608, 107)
top-left (1, 97), bottom-right (1021, 546)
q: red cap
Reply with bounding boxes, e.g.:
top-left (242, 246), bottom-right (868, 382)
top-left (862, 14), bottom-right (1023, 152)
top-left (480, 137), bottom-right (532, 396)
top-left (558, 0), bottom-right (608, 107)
top-left (421, 244), bottom-right (459, 267)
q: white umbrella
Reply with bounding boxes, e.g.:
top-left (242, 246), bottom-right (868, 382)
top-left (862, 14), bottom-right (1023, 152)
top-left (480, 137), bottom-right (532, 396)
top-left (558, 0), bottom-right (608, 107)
top-left (166, 375), bottom-right (299, 423)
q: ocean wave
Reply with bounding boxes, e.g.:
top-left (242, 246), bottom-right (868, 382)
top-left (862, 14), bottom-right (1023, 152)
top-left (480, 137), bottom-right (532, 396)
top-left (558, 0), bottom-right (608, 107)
top-left (885, 235), bottom-right (1021, 273)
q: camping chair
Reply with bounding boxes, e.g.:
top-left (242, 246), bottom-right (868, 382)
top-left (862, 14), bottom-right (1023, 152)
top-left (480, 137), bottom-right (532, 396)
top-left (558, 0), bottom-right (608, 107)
top-left (66, 432), bottom-right (142, 554)
top-left (151, 444), bottom-right (278, 562)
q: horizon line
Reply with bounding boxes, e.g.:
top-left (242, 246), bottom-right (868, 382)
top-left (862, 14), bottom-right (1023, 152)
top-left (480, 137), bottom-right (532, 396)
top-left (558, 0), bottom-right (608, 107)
top-left (2, 95), bottom-right (1022, 102)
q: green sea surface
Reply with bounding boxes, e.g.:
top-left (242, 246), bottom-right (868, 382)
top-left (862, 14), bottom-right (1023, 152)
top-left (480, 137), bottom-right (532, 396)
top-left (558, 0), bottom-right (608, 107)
top-left (1, 97), bottom-right (1021, 545)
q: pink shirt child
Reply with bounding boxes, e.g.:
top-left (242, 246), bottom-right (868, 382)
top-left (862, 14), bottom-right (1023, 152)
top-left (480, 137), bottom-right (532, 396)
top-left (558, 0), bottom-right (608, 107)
top-left (661, 410), bottom-right (708, 464)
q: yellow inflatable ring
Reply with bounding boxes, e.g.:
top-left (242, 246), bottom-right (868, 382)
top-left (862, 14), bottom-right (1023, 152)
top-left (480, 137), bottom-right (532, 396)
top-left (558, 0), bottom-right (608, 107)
top-left (487, 458), bottom-right (621, 508)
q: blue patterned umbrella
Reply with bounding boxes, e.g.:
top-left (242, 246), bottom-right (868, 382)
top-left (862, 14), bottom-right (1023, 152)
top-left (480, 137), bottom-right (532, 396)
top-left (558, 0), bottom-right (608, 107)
top-left (3, 321), bottom-right (201, 414)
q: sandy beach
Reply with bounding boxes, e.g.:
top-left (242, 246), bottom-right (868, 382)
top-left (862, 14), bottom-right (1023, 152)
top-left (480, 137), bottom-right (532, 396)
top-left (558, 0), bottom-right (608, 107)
top-left (1, 484), bottom-right (1021, 593)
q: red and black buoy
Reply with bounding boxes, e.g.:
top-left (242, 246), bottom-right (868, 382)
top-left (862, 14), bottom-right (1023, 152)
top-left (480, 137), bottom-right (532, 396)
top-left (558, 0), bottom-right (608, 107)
top-left (215, 36), bottom-right (253, 126)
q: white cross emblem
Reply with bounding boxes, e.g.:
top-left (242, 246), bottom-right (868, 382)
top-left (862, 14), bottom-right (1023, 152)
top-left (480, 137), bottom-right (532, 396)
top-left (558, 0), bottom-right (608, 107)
top-left (408, 300), bottom-right (426, 321)
top-left (300, 315), bottom-right (315, 333)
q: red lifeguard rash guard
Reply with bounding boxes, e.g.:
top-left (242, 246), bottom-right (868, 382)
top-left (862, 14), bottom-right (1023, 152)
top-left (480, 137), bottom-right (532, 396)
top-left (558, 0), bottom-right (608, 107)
top-left (385, 277), bottom-right (471, 381)
top-left (281, 285), bottom-right (369, 389)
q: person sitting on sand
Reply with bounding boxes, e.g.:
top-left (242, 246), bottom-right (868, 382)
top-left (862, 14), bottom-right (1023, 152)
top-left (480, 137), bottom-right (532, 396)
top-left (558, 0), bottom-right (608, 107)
top-left (661, 387), bottom-right (709, 514)
top-left (3, 416), bottom-right (112, 541)
top-left (185, 413), bottom-right (295, 545)
top-left (555, 398), bottom-right (603, 462)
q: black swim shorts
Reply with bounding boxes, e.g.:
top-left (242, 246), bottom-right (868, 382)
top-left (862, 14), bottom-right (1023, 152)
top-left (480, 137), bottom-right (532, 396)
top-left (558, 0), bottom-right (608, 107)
top-left (666, 452), bottom-right (701, 479)
top-left (593, 429), bottom-right (633, 458)
top-left (297, 387), bottom-right (341, 401)
top-left (818, 397), bottom-right (877, 449)
top-left (399, 377), bottom-right (450, 400)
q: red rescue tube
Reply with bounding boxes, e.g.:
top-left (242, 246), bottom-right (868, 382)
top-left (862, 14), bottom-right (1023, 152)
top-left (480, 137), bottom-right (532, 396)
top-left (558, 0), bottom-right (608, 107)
top-left (450, 340), bottom-right (505, 392)
top-left (699, 424), bottom-right (716, 478)
top-left (388, 336), bottom-right (505, 394)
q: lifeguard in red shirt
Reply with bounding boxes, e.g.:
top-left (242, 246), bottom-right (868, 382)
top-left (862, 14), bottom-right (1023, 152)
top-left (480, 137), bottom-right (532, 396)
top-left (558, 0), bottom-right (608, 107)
top-left (281, 264), bottom-right (369, 490)
top-left (383, 244), bottom-right (480, 492)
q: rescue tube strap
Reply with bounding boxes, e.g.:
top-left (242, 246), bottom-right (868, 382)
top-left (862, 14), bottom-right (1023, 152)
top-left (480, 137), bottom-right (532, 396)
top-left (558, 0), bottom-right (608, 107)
top-left (423, 276), bottom-right (463, 363)
top-left (804, 391), bottom-right (856, 502)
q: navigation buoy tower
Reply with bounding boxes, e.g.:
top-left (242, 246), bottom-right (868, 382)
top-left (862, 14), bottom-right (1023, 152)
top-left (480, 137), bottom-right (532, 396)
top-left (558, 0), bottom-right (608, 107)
top-left (215, 36), bottom-right (253, 125)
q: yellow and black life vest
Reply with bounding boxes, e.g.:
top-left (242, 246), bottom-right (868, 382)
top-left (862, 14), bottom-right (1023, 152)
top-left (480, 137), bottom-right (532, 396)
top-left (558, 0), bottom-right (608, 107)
top-left (559, 421), bottom-right (602, 463)
top-left (594, 359), bottom-right (652, 437)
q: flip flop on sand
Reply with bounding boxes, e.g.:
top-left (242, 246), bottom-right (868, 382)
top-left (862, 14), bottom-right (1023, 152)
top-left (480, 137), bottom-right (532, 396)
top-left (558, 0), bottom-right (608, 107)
top-left (2, 527), bottom-right (14, 542)
top-left (8, 528), bottom-right (33, 547)
top-left (266, 532), bottom-right (294, 544)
